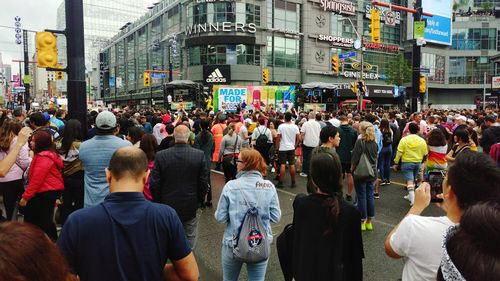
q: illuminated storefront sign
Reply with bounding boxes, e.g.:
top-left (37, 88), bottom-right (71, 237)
top-left (317, 34), bottom-right (354, 48)
top-left (342, 71), bottom-right (379, 80)
top-left (185, 22), bottom-right (257, 36)
top-left (363, 42), bottom-right (399, 53)
top-left (319, 0), bottom-right (356, 16)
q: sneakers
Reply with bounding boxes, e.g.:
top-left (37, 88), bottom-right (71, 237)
top-left (345, 194), bottom-right (353, 201)
top-left (374, 193), bottom-right (380, 199)
top-left (403, 194), bottom-right (415, 206)
top-left (361, 223), bottom-right (374, 231)
top-left (380, 180), bottom-right (391, 186)
top-left (299, 172), bottom-right (308, 177)
top-left (365, 223), bottom-right (373, 231)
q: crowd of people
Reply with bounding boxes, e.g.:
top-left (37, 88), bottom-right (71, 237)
top-left (0, 104), bottom-right (498, 281)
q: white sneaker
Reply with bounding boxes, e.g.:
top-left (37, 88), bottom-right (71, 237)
top-left (404, 193), bottom-right (415, 206)
top-left (271, 168), bottom-right (276, 173)
top-left (299, 172), bottom-right (308, 177)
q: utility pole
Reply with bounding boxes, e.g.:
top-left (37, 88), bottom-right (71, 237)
top-left (483, 72), bottom-right (487, 110)
top-left (65, 0), bottom-right (87, 136)
top-left (411, 0), bottom-right (423, 114)
top-left (23, 30), bottom-right (30, 110)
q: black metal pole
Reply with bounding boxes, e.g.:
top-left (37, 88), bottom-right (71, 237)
top-left (411, 0), bottom-right (422, 113)
top-left (23, 30), bottom-right (30, 111)
top-left (65, 0), bottom-right (87, 137)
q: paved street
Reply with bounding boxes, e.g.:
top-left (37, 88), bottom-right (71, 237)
top-left (195, 168), bottom-right (444, 281)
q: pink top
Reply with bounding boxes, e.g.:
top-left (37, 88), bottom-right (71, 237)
top-left (143, 161), bottom-right (154, 201)
top-left (0, 137), bottom-right (31, 182)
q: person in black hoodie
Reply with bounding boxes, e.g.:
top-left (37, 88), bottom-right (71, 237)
top-left (291, 152), bottom-right (363, 281)
top-left (480, 115), bottom-right (500, 154)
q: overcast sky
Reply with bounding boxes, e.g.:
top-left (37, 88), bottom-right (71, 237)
top-left (0, 0), bottom-right (62, 77)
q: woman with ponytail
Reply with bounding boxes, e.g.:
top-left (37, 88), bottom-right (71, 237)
top-left (291, 153), bottom-right (363, 281)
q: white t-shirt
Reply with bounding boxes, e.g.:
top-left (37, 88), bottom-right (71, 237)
top-left (239, 125), bottom-right (250, 147)
top-left (328, 118), bottom-right (341, 127)
top-left (300, 119), bottom-right (321, 147)
top-left (390, 215), bottom-right (455, 281)
top-left (277, 122), bottom-right (299, 151)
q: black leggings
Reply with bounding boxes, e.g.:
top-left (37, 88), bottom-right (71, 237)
top-left (60, 171), bottom-right (84, 226)
top-left (24, 191), bottom-right (60, 241)
top-left (222, 156), bottom-right (237, 183)
top-left (0, 179), bottom-right (24, 220)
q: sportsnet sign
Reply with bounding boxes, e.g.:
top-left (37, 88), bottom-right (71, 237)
top-left (203, 65), bottom-right (231, 85)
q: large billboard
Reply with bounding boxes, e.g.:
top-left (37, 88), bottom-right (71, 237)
top-left (212, 85), bottom-right (296, 112)
top-left (421, 0), bottom-right (452, 45)
top-left (407, 0), bottom-right (452, 46)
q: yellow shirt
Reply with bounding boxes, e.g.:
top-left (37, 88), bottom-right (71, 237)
top-left (394, 134), bottom-right (428, 163)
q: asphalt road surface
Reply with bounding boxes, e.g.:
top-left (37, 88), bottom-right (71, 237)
top-left (195, 168), bottom-right (444, 281)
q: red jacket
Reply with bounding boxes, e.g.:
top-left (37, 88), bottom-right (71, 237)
top-left (23, 150), bottom-right (64, 201)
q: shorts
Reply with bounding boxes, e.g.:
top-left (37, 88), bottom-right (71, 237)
top-left (401, 162), bottom-right (421, 182)
top-left (278, 150), bottom-right (296, 165)
top-left (341, 163), bottom-right (352, 174)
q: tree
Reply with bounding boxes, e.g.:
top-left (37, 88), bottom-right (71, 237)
top-left (482, 1), bottom-right (493, 12)
top-left (385, 54), bottom-right (412, 86)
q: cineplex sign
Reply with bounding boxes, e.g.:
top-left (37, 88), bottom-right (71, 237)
top-left (317, 34), bottom-right (399, 53)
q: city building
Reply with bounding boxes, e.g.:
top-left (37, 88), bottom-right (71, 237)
top-left (99, 0), bottom-right (500, 109)
top-left (56, 0), bottom-right (155, 99)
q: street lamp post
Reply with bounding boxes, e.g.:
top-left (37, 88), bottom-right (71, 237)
top-left (339, 17), bottom-right (364, 111)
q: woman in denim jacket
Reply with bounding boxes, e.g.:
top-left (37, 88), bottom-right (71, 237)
top-left (215, 148), bottom-right (281, 281)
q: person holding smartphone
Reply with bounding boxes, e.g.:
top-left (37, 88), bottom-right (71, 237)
top-left (384, 151), bottom-right (500, 281)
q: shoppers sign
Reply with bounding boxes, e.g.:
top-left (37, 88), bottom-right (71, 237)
top-left (492, 76), bottom-right (500, 89)
top-left (319, 0), bottom-right (356, 16)
top-left (317, 34), bottom-right (354, 48)
top-left (185, 22), bottom-right (257, 36)
top-left (365, 4), bottom-right (401, 25)
top-left (203, 65), bottom-right (231, 84)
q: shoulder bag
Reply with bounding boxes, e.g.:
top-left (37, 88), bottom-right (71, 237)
top-left (353, 141), bottom-right (375, 181)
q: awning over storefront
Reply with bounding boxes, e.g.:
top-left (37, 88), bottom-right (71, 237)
top-left (164, 80), bottom-right (203, 89)
top-left (301, 82), bottom-right (339, 89)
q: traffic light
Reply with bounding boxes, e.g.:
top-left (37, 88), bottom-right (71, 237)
top-left (358, 80), bottom-right (368, 94)
top-left (419, 76), bottom-right (426, 93)
top-left (370, 9), bottom-right (381, 43)
top-left (331, 55), bottom-right (339, 74)
top-left (35, 32), bottom-right (58, 68)
top-left (55, 71), bottom-right (63, 80)
top-left (262, 68), bottom-right (269, 84)
top-left (350, 81), bottom-right (358, 93)
top-left (143, 72), bottom-right (150, 87)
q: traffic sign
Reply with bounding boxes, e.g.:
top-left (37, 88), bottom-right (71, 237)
top-left (339, 51), bottom-right (356, 60)
top-left (150, 72), bottom-right (167, 79)
top-left (420, 68), bottom-right (430, 74)
top-left (385, 11), bottom-right (396, 26)
top-left (14, 16), bottom-right (21, 22)
top-left (414, 21), bottom-right (425, 39)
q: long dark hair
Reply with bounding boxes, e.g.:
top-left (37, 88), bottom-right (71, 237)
top-left (59, 119), bottom-right (82, 157)
top-left (200, 119), bottom-right (211, 145)
top-left (379, 118), bottom-right (391, 133)
top-left (310, 152), bottom-right (343, 235)
top-left (139, 134), bottom-right (158, 162)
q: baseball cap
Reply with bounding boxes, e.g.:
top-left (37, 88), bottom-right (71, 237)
top-left (244, 118), bottom-right (252, 124)
top-left (455, 115), bottom-right (467, 121)
top-left (95, 111), bottom-right (117, 130)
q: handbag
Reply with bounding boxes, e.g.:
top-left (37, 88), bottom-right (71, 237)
top-left (353, 141), bottom-right (375, 181)
top-left (277, 223), bottom-right (294, 281)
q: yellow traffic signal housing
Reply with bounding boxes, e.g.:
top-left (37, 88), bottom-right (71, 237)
top-left (331, 55), bottom-right (339, 74)
top-left (370, 9), bottom-right (381, 43)
top-left (419, 76), bottom-right (426, 93)
top-left (35, 32), bottom-right (58, 68)
top-left (143, 72), bottom-right (151, 87)
top-left (350, 81), bottom-right (358, 93)
top-left (55, 71), bottom-right (63, 80)
top-left (262, 68), bottom-right (269, 84)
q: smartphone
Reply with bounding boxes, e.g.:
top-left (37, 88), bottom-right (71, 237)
top-left (428, 171), bottom-right (444, 203)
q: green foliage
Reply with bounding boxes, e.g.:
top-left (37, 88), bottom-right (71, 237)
top-left (482, 1), bottom-right (493, 11)
top-left (385, 54), bottom-right (412, 87)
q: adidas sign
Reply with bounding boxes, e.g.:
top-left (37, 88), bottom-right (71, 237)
top-left (206, 68), bottom-right (227, 83)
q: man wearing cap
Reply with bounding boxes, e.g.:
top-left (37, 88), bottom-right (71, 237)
top-left (28, 112), bottom-right (61, 140)
top-left (239, 118), bottom-right (252, 148)
top-left (80, 111), bottom-right (131, 208)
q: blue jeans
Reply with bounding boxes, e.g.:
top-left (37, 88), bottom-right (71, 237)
top-left (221, 244), bottom-right (268, 281)
top-left (401, 162), bottom-right (421, 182)
top-left (301, 145), bottom-right (314, 175)
top-left (378, 146), bottom-right (392, 181)
top-left (354, 180), bottom-right (375, 220)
